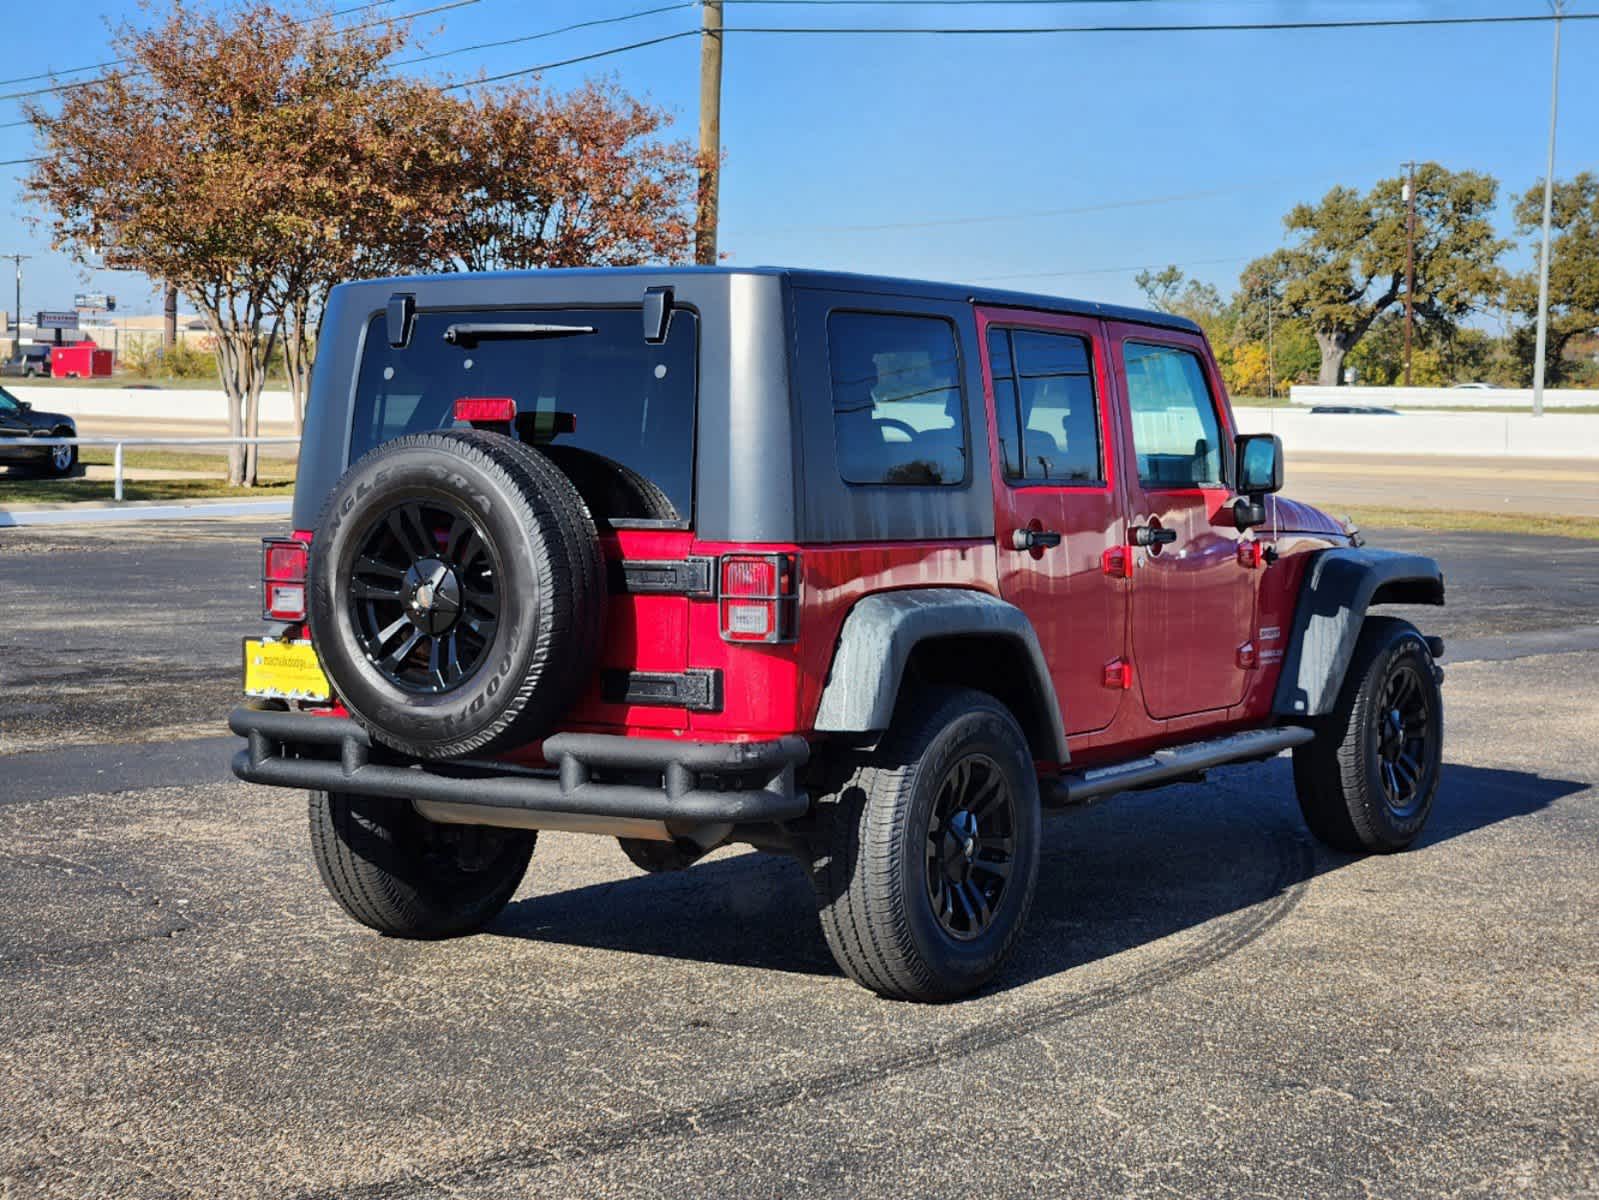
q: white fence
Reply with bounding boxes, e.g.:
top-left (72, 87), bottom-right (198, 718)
top-left (6, 386), bottom-right (299, 424)
top-left (1288, 384), bottom-right (1599, 410)
top-left (1234, 407), bottom-right (1599, 459)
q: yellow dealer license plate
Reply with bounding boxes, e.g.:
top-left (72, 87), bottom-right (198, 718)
top-left (243, 639), bottom-right (331, 702)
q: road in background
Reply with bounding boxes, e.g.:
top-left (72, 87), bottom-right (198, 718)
top-left (1286, 452), bottom-right (1599, 519)
top-left (1, 521), bottom-right (1596, 1197)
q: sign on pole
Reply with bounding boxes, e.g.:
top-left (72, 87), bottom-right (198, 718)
top-left (36, 310), bottom-right (80, 331)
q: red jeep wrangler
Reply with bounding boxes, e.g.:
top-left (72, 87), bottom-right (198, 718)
top-left (232, 267), bottom-right (1445, 1001)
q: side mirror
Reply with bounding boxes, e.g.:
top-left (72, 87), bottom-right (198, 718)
top-left (1232, 433), bottom-right (1282, 531)
top-left (1235, 433), bottom-right (1283, 497)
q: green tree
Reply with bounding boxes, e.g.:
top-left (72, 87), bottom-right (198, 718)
top-left (1244, 165), bottom-right (1508, 386)
top-left (1133, 265), bottom-right (1228, 334)
top-left (1510, 172), bottom-right (1599, 386)
top-left (25, 2), bottom-right (413, 480)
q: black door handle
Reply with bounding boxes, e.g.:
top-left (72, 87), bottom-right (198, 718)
top-left (1130, 524), bottom-right (1178, 548)
top-left (1012, 527), bottom-right (1063, 551)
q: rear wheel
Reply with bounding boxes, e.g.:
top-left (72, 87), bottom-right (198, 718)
top-left (308, 790), bottom-right (535, 938)
top-left (810, 687), bottom-right (1041, 1002)
top-left (1293, 617), bottom-right (1443, 853)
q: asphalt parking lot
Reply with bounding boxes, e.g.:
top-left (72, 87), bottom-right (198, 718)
top-left (1, 520), bottom-right (1596, 1198)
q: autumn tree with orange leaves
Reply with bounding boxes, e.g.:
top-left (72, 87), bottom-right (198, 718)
top-left (24, 3), bottom-right (699, 485)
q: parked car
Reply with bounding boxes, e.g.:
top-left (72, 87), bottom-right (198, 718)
top-left (0, 345), bottom-right (53, 378)
top-left (1310, 404), bottom-right (1401, 415)
top-left (231, 267), bottom-right (1446, 1001)
top-left (0, 385), bottom-right (77, 475)
top-left (1450, 382), bottom-right (1493, 390)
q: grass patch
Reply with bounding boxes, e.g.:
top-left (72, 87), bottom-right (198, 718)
top-left (1343, 505), bottom-right (1599, 541)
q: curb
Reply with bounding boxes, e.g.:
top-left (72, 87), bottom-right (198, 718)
top-left (0, 499), bottom-right (291, 527)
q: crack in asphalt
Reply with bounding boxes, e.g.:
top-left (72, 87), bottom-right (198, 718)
top-left (295, 830), bottom-right (1318, 1200)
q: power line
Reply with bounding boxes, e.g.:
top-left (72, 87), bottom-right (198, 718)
top-left (719, 11), bottom-right (1599, 34)
top-left (731, 183), bottom-right (1263, 236)
top-left (0, 0), bottom-right (403, 91)
top-left (431, 8), bottom-right (1599, 90)
top-left (0, 0), bottom-right (478, 103)
top-left (444, 30), bottom-right (700, 88)
top-left (973, 253), bottom-right (1254, 282)
top-left (725, 0), bottom-right (1199, 5)
top-left (397, 2), bottom-right (694, 70)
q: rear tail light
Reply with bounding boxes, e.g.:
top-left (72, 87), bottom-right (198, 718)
top-left (718, 553), bottom-right (798, 643)
top-left (453, 396), bottom-right (518, 423)
top-left (262, 537), bottom-right (309, 622)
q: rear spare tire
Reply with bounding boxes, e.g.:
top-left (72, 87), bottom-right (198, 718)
top-left (307, 429), bottom-right (604, 760)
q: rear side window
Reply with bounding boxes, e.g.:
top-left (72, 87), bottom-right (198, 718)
top-left (350, 307), bottom-right (697, 522)
top-left (826, 311), bottom-right (966, 486)
top-left (986, 327), bottom-right (1102, 484)
top-left (1123, 342), bottom-right (1225, 488)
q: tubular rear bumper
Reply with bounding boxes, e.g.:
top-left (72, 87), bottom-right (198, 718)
top-left (228, 705), bottom-right (811, 825)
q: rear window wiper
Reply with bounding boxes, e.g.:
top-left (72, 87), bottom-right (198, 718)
top-left (442, 323), bottom-right (595, 348)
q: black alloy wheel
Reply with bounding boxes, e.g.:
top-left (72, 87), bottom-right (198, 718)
top-left (349, 498), bottom-right (501, 694)
top-left (1292, 616), bottom-right (1443, 855)
top-left (925, 753), bottom-right (1016, 941)
top-left (306, 430), bottom-right (604, 760)
top-left (810, 686), bottom-right (1042, 1002)
top-left (1374, 661), bottom-right (1433, 819)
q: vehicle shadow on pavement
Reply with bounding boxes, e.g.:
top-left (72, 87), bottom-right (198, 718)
top-left (489, 759), bottom-right (1587, 990)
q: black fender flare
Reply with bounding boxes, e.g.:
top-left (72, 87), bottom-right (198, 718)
top-left (1272, 548), bottom-right (1445, 718)
top-left (812, 587), bottom-right (1070, 763)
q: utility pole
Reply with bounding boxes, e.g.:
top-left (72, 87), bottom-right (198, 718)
top-left (1402, 161), bottom-right (1416, 388)
top-left (1, 253), bottom-right (29, 359)
top-left (1266, 276), bottom-right (1276, 402)
top-left (695, 0), bottom-right (724, 266)
top-left (1532, 0), bottom-right (1566, 419)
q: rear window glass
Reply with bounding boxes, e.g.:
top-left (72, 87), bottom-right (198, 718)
top-left (351, 307), bottom-right (697, 522)
top-left (826, 311), bottom-right (967, 486)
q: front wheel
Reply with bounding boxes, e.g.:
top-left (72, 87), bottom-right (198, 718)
top-left (810, 687), bottom-right (1042, 1002)
top-left (308, 790), bottom-right (535, 938)
top-left (1293, 617), bottom-right (1443, 854)
top-left (47, 439), bottom-right (77, 477)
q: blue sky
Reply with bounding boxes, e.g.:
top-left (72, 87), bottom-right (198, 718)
top-left (1, 0), bottom-right (1594, 319)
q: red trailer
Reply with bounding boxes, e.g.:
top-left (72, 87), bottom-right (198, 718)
top-left (50, 340), bottom-right (115, 378)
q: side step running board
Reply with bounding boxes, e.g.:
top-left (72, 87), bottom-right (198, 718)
top-left (1045, 726), bottom-right (1316, 807)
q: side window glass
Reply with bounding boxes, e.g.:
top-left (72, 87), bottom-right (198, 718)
top-left (827, 311), bottom-right (966, 486)
top-left (1123, 342), bottom-right (1225, 488)
top-left (0, 390), bottom-right (17, 416)
top-left (986, 327), bottom-right (1022, 478)
top-left (987, 327), bottom-right (1102, 485)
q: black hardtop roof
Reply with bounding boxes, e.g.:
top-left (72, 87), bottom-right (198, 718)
top-left (338, 264), bottom-right (1202, 335)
